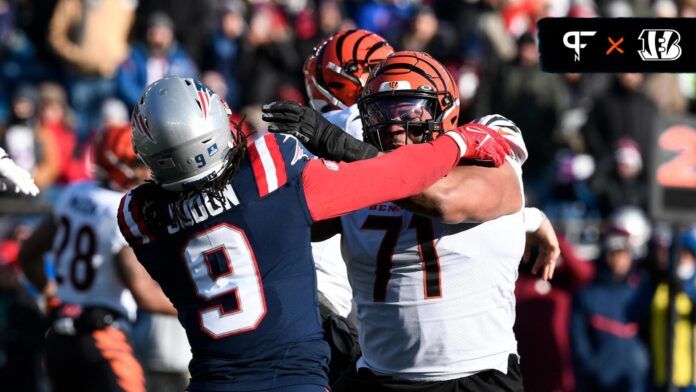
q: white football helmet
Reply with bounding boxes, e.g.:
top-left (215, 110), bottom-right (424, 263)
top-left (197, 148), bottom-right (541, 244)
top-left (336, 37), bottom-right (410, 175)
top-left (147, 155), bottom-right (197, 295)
top-left (132, 77), bottom-right (234, 191)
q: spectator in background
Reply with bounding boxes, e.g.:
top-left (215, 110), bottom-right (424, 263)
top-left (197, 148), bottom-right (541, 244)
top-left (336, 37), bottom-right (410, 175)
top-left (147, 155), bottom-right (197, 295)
top-left (317, 0), bottom-right (348, 37)
top-left (1, 85), bottom-right (60, 191)
top-left (131, 0), bottom-right (213, 66)
top-left (515, 234), bottom-right (595, 392)
top-left (0, 0), bottom-right (50, 123)
top-left (48, 0), bottom-right (137, 140)
top-left (399, 7), bottom-right (458, 63)
top-left (238, 4), bottom-right (301, 107)
top-left (202, 0), bottom-right (247, 110)
top-left (583, 73), bottom-right (658, 167)
top-left (36, 82), bottom-right (77, 187)
top-left (649, 226), bottom-right (696, 392)
top-left (353, 0), bottom-right (413, 44)
top-left (0, 224), bottom-right (48, 392)
top-left (493, 32), bottom-right (569, 204)
top-left (117, 11), bottom-right (198, 108)
top-left (559, 73), bottom-right (610, 153)
top-left (571, 230), bottom-right (655, 392)
top-left (591, 138), bottom-right (648, 217)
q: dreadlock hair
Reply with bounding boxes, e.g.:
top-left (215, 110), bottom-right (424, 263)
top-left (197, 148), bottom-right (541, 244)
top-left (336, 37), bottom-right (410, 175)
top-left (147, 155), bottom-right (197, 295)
top-left (140, 116), bottom-right (251, 229)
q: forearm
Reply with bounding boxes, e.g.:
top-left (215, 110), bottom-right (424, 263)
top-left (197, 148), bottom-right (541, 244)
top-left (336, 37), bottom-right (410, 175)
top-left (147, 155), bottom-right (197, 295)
top-left (132, 283), bottom-right (177, 315)
top-left (303, 136), bottom-right (461, 221)
top-left (18, 219), bottom-right (56, 293)
top-left (19, 254), bottom-right (50, 292)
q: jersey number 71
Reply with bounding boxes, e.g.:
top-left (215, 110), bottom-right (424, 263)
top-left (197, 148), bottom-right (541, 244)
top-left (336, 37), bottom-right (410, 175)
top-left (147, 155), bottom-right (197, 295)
top-left (361, 215), bottom-right (442, 302)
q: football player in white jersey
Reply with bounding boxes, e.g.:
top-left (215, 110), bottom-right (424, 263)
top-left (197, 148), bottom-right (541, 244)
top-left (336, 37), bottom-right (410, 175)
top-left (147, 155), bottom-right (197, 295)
top-left (264, 51), bottom-right (559, 391)
top-left (19, 125), bottom-right (176, 392)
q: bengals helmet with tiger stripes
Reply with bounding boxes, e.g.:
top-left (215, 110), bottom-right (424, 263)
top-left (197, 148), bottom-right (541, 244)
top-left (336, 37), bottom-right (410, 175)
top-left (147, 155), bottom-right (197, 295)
top-left (304, 29), bottom-right (394, 112)
top-left (358, 51), bottom-right (460, 150)
top-left (93, 124), bottom-right (145, 190)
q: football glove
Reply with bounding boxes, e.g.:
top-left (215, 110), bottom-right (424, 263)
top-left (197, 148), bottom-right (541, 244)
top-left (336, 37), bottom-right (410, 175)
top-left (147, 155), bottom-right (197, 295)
top-left (473, 114), bottom-right (528, 165)
top-left (445, 123), bottom-right (512, 166)
top-left (262, 101), bottom-right (379, 162)
top-left (0, 147), bottom-right (39, 196)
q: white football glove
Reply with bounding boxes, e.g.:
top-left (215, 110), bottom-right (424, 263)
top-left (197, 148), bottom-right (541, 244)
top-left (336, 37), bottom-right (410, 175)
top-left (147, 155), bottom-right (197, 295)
top-left (0, 147), bottom-right (40, 196)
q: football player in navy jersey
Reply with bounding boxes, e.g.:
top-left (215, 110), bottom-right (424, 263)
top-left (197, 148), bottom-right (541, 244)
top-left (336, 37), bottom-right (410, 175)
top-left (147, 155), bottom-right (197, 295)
top-left (117, 76), bottom-right (513, 392)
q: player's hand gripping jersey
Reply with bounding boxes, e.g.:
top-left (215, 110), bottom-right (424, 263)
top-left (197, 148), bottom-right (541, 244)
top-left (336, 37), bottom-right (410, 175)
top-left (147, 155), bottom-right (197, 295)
top-left (117, 132), bottom-right (467, 390)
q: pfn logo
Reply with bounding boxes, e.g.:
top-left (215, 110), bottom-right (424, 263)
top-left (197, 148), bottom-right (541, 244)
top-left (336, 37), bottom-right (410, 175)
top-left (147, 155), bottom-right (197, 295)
top-left (563, 31), bottom-right (597, 61)
top-left (638, 29), bottom-right (682, 61)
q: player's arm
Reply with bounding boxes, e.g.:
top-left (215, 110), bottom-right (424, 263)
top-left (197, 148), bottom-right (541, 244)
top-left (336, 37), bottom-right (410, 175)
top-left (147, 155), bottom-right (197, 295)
top-left (395, 161), bottom-right (522, 223)
top-left (301, 127), bottom-right (510, 221)
top-left (521, 208), bottom-right (560, 281)
top-left (397, 115), bottom-right (528, 223)
top-left (18, 218), bottom-right (57, 297)
top-left (115, 246), bottom-right (177, 316)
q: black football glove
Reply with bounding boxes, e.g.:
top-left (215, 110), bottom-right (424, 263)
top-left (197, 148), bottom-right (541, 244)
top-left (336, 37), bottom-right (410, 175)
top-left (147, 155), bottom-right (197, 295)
top-left (261, 101), bottom-right (378, 162)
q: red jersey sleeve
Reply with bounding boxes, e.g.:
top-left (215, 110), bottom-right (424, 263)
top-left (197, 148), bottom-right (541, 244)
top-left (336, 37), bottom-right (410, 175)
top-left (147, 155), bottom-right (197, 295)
top-left (301, 136), bottom-right (461, 221)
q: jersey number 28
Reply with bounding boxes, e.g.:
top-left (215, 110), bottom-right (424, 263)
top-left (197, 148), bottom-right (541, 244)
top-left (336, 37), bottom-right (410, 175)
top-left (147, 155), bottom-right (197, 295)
top-left (54, 216), bottom-right (97, 291)
top-left (182, 223), bottom-right (267, 338)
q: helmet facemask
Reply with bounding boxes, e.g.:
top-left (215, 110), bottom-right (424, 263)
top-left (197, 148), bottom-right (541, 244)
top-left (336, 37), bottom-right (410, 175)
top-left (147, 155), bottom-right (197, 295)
top-left (359, 92), bottom-right (444, 151)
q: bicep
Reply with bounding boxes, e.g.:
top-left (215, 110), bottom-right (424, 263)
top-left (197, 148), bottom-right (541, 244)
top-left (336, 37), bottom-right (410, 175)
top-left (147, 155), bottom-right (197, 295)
top-left (420, 162), bottom-right (523, 223)
top-left (115, 246), bottom-right (152, 291)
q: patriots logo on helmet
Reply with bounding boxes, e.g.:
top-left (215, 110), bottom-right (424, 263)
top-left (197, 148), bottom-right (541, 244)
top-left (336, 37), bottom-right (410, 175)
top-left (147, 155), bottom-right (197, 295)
top-left (194, 81), bottom-right (214, 119)
top-left (132, 105), bottom-right (156, 144)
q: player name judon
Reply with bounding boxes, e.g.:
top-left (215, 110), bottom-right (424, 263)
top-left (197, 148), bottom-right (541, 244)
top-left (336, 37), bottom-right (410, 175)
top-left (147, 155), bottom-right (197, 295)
top-left (166, 184), bottom-right (240, 234)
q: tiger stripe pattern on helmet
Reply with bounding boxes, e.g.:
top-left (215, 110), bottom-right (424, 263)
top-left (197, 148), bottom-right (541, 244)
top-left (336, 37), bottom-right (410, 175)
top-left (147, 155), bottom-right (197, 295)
top-left (304, 29), bottom-right (394, 111)
top-left (359, 51), bottom-right (461, 149)
top-left (94, 125), bottom-right (142, 190)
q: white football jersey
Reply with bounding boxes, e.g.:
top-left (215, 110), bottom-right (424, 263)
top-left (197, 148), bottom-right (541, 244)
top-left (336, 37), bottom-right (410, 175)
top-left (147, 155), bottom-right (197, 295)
top-left (323, 104), bottom-right (363, 141)
top-left (340, 117), bottom-right (528, 380)
top-left (309, 104), bottom-right (364, 317)
top-left (52, 181), bottom-right (136, 320)
top-left (341, 205), bottom-right (525, 380)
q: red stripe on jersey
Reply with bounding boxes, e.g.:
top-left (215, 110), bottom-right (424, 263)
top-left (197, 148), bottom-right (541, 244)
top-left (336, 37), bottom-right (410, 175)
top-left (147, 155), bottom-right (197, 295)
top-left (247, 141), bottom-right (269, 197)
top-left (117, 196), bottom-right (136, 244)
top-left (128, 196), bottom-right (154, 243)
top-left (198, 91), bottom-right (208, 118)
top-left (264, 135), bottom-right (287, 188)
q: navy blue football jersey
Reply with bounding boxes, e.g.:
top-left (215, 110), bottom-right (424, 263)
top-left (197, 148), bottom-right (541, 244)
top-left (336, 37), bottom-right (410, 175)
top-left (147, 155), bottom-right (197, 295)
top-left (118, 134), bottom-right (329, 391)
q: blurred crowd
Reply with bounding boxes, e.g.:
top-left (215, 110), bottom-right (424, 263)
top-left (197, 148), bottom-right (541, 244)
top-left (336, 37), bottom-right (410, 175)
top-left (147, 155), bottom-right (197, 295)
top-left (0, 0), bottom-right (695, 391)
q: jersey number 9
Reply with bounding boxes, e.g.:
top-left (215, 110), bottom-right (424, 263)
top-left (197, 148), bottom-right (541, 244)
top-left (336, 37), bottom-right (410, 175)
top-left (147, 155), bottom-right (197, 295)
top-left (182, 223), bottom-right (267, 338)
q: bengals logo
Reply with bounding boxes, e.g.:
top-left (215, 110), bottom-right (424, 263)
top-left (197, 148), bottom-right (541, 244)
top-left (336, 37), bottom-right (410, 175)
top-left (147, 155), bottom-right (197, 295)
top-left (638, 29), bottom-right (682, 61)
top-left (378, 80), bottom-right (411, 92)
